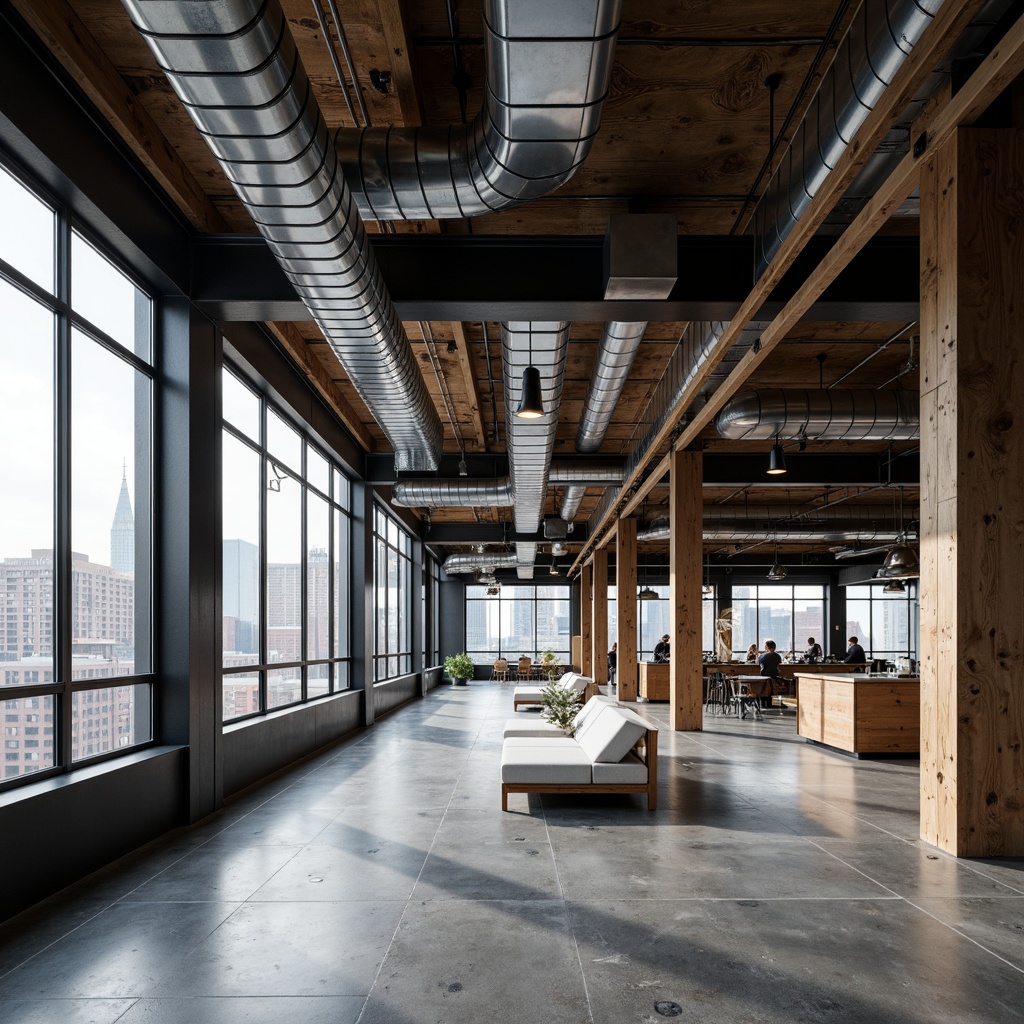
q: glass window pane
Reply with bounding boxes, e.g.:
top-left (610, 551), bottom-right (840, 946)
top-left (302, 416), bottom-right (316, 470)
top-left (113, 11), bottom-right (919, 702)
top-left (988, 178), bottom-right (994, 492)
top-left (1, 695), bottom-right (55, 779)
top-left (731, 597), bottom-right (757, 658)
top-left (71, 232), bottom-right (151, 361)
top-left (873, 597), bottom-right (909, 657)
top-left (333, 661), bottom-right (350, 691)
top-left (307, 492), bottom-right (330, 661)
top-left (71, 682), bottom-right (151, 761)
top-left (306, 444), bottom-right (329, 493)
top-left (0, 280), bottom-right (54, 680)
top-left (223, 368), bottom-right (259, 440)
top-left (847, 600), bottom-right (871, 652)
top-left (71, 329), bottom-right (150, 679)
top-left (333, 467), bottom-right (350, 508)
top-left (223, 432), bottom-right (261, 667)
top-left (223, 670), bottom-right (260, 720)
top-left (266, 469), bottom-right (301, 665)
top-left (536, 597), bottom-right (570, 660)
top-left (0, 167), bottom-right (55, 292)
top-left (308, 663), bottom-right (329, 698)
top-left (267, 666), bottom-right (301, 709)
top-left (267, 407), bottom-right (301, 473)
top-left (334, 509), bottom-right (349, 659)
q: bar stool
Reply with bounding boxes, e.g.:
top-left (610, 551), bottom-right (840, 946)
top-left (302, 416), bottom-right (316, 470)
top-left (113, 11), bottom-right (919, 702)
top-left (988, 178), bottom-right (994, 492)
top-left (704, 671), bottom-right (730, 715)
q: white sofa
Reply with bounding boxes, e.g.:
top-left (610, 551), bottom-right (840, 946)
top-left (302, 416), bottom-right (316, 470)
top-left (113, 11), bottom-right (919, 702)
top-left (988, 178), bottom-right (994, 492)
top-left (500, 697), bottom-right (658, 811)
top-left (512, 670), bottom-right (597, 711)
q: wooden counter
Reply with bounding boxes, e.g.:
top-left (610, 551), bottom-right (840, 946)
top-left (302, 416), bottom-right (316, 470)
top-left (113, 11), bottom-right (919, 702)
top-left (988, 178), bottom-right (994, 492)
top-left (796, 673), bottom-right (920, 755)
top-left (638, 662), bottom-right (670, 701)
top-left (703, 662), bottom-right (862, 679)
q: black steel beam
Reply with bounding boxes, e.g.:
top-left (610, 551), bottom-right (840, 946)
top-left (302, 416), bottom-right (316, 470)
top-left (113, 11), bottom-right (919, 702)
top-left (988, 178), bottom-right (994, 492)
top-left (424, 524), bottom-right (590, 545)
top-left (192, 234), bottom-right (920, 323)
top-left (365, 452), bottom-right (627, 484)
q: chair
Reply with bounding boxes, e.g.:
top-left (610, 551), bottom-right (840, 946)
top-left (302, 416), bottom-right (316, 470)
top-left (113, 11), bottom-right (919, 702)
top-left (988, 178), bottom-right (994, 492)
top-left (517, 656), bottom-right (532, 681)
top-left (730, 678), bottom-right (766, 721)
top-left (704, 671), bottom-right (730, 715)
top-left (491, 658), bottom-right (510, 683)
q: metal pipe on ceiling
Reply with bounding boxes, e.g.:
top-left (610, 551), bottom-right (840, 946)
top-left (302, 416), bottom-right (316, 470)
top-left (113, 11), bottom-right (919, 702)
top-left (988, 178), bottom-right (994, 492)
top-left (121, 0), bottom-right (443, 471)
top-left (336, 0), bottom-right (622, 220)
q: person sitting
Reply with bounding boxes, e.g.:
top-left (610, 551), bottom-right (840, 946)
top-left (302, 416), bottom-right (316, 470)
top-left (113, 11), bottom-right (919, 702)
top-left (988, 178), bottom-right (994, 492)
top-left (756, 639), bottom-right (783, 708)
top-left (803, 636), bottom-right (823, 662)
top-left (844, 636), bottom-right (866, 663)
top-left (607, 641), bottom-right (617, 685)
top-left (653, 635), bottom-right (671, 662)
top-left (745, 643), bottom-right (759, 663)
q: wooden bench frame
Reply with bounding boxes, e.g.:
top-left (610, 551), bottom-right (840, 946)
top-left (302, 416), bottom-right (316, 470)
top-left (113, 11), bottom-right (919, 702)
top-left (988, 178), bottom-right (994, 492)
top-left (501, 727), bottom-right (657, 812)
top-left (512, 680), bottom-right (599, 711)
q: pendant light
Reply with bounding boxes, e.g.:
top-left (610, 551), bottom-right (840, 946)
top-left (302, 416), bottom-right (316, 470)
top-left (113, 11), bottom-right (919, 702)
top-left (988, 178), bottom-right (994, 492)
top-left (514, 329), bottom-right (544, 419)
top-left (882, 578), bottom-right (906, 594)
top-left (766, 534), bottom-right (787, 581)
top-left (766, 439), bottom-right (787, 475)
top-left (879, 486), bottom-right (919, 579)
top-left (702, 550), bottom-right (713, 596)
top-left (638, 501), bottom-right (659, 599)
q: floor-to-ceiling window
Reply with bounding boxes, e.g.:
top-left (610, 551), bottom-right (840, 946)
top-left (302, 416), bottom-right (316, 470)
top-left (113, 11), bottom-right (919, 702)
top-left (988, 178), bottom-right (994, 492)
top-left (424, 556), bottom-right (441, 669)
top-left (1, 161), bottom-right (154, 786)
top-left (221, 366), bottom-right (352, 721)
top-left (606, 583), bottom-right (717, 660)
top-left (465, 584), bottom-right (571, 664)
top-left (731, 584), bottom-right (827, 658)
top-left (845, 584), bottom-right (917, 664)
top-left (373, 506), bottom-right (413, 680)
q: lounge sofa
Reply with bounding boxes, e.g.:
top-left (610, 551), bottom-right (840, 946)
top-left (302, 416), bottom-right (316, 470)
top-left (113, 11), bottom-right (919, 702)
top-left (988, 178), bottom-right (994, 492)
top-left (512, 670), bottom-right (597, 711)
top-left (500, 697), bottom-right (657, 811)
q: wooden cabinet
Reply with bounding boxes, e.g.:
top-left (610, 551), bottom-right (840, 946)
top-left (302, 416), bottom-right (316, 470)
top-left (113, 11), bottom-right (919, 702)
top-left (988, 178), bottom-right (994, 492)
top-left (638, 662), bottom-right (670, 701)
top-left (796, 674), bottom-right (919, 755)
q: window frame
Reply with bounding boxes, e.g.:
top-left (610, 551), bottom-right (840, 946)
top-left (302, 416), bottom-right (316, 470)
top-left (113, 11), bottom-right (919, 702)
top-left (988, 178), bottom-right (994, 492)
top-left (372, 504), bottom-right (414, 681)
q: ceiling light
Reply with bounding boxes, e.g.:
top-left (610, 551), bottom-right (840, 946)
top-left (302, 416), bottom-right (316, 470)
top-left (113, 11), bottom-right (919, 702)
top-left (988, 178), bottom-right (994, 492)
top-left (638, 586), bottom-right (659, 601)
top-left (882, 578), bottom-right (906, 594)
top-left (515, 366), bottom-right (544, 419)
top-left (767, 441), bottom-right (787, 475)
top-left (549, 563), bottom-right (560, 576)
top-left (446, 339), bottom-right (458, 353)
top-left (878, 540), bottom-right (919, 578)
top-left (766, 562), bottom-right (788, 581)
top-left (458, 457), bottom-right (468, 477)
top-left (550, 541), bottom-right (566, 556)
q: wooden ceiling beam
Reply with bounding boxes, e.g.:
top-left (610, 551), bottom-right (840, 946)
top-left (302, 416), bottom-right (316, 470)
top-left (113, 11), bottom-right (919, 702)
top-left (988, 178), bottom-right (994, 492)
top-left (450, 321), bottom-right (487, 452)
top-left (374, 0), bottom-right (423, 127)
top-left (11, 0), bottom-right (227, 234)
top-left (568, 0), bottom-right (989, 577)
top-left (265, 323), bottom-right (377, 452)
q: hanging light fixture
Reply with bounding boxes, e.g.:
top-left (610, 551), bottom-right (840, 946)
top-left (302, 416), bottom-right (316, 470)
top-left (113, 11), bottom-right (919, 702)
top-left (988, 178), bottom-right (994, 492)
top-left (514, 328), bottom-right (544, 419)
top-left (766, 534), bottom-right (787, 580)
top-left (767, 439), bottom-right (787, 475)
top-left (549, 559), bottom-right (560, 576)
top-left (879, 486), bottom-right (919, 578)
top-left (702, 549), bottom-right (713, 596)
top-left (883, 578), bottom-right (906, 594)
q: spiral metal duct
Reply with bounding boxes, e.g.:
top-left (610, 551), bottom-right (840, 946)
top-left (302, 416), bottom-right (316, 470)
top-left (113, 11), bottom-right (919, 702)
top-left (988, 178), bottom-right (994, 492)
top-left (752, 0), bottom-right (944, 276)
top-left (337, 0), bottom-right (621, 220)
top-left (121, 0), bottom-right (442, 471)
top-left (503, 322), bottom-right (571, 534)
top-left (442, 552), bottom-right (519, 574)
top-left (392, 478), bottom-right (514, 508)
top-left (638, 522), bottom-right (909, 544)
top-left (715, 389), bottom-right (919, 441)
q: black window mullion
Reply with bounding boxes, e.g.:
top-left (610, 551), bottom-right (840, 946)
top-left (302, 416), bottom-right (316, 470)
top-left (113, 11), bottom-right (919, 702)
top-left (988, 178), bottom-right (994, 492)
top-left (259, 400), bottom-right (268, 714)
top-left (300, 446), bottom-right (307, 702)
top-left (55, 208), bottom-right (72, 772)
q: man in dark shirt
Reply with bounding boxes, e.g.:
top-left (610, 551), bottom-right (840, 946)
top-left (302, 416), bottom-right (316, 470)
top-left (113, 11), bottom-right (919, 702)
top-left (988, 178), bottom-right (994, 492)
top-left (653, 635), bottom-right (670, 662)
top-left (803, 637), bottom-right (822, 662)
top-left (756, 640), bottom-right (783, 708)
top-left (844, 636), bottom-right (866, 663)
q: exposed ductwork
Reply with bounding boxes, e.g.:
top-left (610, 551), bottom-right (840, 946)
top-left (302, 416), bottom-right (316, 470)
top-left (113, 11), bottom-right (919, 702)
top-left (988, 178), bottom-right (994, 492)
top-left (503, 322), bottom-right (570, 534)
top-left (548, 460), bottom-right (627, 486)
top-left (392, 478), bottom-right (514, 509)
top-left (442, 552), bottom-right (519, 574)
top-left (122, 0), bottom-right (442, 471)
top-left (515, 541), bottom-right (539, 581)
top-left (752, 0), bottom-right (944, 275)
top-left (638, 522), bottom-right (911, 544)
top-left (559, 321), bottom-right (647, 521)
top-left (337, 1), bottom-right (621, 220)
top-left (715, 389), bottom-right (919, 441)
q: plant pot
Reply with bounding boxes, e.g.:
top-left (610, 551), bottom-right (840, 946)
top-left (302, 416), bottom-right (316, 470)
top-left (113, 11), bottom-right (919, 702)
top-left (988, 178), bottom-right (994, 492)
top-left (451, 677), bottom-right (467, 687)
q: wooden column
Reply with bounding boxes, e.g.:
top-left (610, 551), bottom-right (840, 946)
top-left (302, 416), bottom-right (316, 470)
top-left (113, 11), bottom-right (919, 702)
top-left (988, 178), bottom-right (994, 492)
top-left (919, 127), bottom-right (1024, 856)
top-left (580, 561), bottom-right (593, 675)
top-left (616, 517), bottom-right (638, 702)
top-left (592, 548), bottom-right (609, 684)
top-left (669, 448), bottom-right (703, 731)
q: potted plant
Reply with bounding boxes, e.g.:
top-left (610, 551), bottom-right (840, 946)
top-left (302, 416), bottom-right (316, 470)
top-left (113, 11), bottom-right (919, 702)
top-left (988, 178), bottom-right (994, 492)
top-left (540, 648), bottom-right (561, 681)
top-left (540, 680), bottom-right (581, 733)
top-left (444, 652), bottom-right (475, 686)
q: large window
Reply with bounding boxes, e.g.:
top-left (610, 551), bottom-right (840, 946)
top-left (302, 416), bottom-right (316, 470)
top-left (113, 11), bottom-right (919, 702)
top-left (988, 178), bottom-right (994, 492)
top-left (465, 584), bottom-right (571, 664)
top-left (424, 556), bottom-right (441, 669)
top-left (1, 162), bottom-right (153, 786)
top-left (606, 583), bottom-right (717, 659)
top-left (221, 367), bottom-right (352, 721)
top-left (845, 584), bottom-right (917, 663)
top-left (731, 584), bottom-right (826, 659)
top-left (374, 507), bottom-right (414, 680)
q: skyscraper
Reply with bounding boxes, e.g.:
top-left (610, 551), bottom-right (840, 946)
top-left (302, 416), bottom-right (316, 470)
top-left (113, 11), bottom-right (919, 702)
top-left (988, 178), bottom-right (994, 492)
top-left (110, 466), bottom-right (134, 575)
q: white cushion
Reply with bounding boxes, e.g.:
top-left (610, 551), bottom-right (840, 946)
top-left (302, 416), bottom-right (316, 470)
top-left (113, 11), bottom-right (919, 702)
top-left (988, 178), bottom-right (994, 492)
top-left (557, 671), bottom-right (576, 686)
top-left (501, 744), bottom-right (592, 784)
top-left (570, 694), bottom-right (616, 734)
top-left (502, 737), bottom-right (576, 747)
top-left (592, 752), bottom-right (648, 785)
top-left (513, 685), bottom-right (546, 702)
top-left (502, 718), bottom-right (569, 739)
top-left (567, 674), bottom-right (593, 694)
top-left (575, 705), bottom-right (647, 764)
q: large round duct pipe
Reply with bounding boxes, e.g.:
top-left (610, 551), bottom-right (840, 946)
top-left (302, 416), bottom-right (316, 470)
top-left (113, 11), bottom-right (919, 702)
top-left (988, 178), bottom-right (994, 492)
top-left (639, 525), bottom-right (910, 544)
top-left (442, 552), bottom-right (519, 574)
top-left (122, 0), bottom-right (443, 471)
top-left (337, 1), bottom-right (622, 220)
top-left (715, 389), bottom-right (919, 441)
top-left (392, 478), bottom-right (514, 508)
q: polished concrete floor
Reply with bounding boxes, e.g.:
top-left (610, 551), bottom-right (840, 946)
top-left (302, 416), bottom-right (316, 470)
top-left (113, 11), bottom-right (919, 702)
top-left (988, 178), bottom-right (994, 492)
top-left (2, 682), bottom-right (1023, 1024)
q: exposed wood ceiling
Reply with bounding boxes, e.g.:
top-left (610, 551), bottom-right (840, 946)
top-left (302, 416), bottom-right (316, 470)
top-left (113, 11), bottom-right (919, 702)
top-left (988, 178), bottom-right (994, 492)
top-left (17, 0), bottom-right (1016, 574)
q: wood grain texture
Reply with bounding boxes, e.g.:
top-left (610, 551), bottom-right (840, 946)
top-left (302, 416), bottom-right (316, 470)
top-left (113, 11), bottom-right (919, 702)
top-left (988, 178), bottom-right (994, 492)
top-left (592, 549), bottom-right (609, 685)
top-left (920, 128), bottom-right (1024, 857)
top-left (580, 562), bottom-right (593, 677)
top-left (450, 321), bottom-right (486, 451)
top-left (669, 449), bottom-right (702, 731)
top-left (616, 517), bottom-right (639, 703)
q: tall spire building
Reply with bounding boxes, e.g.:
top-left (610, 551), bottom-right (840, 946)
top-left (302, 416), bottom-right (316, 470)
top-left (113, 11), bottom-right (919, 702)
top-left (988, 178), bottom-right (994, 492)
top-left (110, 464), bottom-right (135, 575)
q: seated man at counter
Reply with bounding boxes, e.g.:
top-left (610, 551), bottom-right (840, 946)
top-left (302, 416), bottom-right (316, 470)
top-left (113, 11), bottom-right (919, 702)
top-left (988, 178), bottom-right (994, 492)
top-left (755, 640), bottom-right (783, 707)
top-left (653, 635), bottom-right (671, 662)
top-left (803, 637), bottom-right (823, 662)
top-left (844, 636), bottom-right (867, 663)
